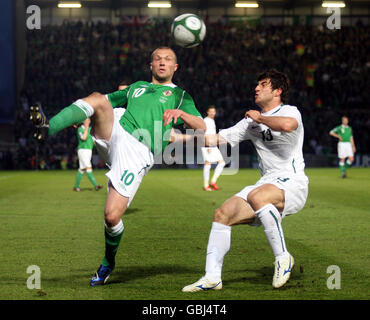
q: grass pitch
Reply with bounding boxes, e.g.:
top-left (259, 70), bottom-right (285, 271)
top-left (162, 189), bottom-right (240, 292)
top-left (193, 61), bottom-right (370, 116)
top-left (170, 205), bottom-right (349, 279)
top-left (0, 168), bottom-right (369, 300)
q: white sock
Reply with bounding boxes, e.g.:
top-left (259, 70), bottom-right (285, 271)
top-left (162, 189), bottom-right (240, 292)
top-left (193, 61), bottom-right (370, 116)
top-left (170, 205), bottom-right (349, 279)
top-left (211, 161), bottom-right (225, 184)
top-left (74, 99), bottom-right (94, 118)
top-left (255, 204), bottom-right (288, 258)
top-left (339, 161), bottom-right (345, 167)
top-left (104, 219), bottom-right (124, 237)
top-left (205, 222), bottom-right (231, 281)
top-left (203, 164), bottom-right (211, 188)
top-left (346, 159), bottom-right (352, 166)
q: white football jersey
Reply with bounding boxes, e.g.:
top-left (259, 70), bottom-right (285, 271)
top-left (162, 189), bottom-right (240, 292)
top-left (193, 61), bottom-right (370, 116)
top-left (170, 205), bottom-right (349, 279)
top-left (219, 104), bottom-right (306, 177)
top-left (204, 117), bottom-right (217, 135)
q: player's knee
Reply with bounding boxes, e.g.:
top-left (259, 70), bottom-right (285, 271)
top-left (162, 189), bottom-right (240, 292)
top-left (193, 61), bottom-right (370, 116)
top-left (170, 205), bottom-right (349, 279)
top-left (89, 91), bottom-right (103, 100)
top-left (104, 213), bottom-right (120, 227)
top-left (247, 189), bottom-right (265, 211)
top-left (85, 92), bottom-right (109, 112)
top-left (104, 207), bottom-right (125, 227)
top-left (213, 207), bottom-right (230, 225)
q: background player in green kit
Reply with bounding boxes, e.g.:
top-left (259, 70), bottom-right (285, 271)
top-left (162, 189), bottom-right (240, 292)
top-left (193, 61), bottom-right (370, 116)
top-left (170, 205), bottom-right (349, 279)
top-left (73, 118), bottom-right (102, 192)
top-left (29, 46), bottom-right (206, 286)
top-left (329, 116), bottom-right (356, 178)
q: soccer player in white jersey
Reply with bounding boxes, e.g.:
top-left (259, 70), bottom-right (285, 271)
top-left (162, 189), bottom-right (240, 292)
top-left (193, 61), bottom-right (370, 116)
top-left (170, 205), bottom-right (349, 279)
top-left (183, 69), bottom-right (309, 291)
top-left (201, 106), bottom-right (225, 191)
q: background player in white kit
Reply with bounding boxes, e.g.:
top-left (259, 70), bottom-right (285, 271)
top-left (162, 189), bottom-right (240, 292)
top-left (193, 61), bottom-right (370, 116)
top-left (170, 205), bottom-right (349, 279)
top-left (183, 69), bottom-right (309, 291)
top-left (201, 106), bottom-right (225, 191)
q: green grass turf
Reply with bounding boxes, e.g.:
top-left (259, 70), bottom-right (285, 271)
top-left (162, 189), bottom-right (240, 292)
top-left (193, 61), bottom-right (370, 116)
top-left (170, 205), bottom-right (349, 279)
top-left (0, 168), bottom-right (369, 300)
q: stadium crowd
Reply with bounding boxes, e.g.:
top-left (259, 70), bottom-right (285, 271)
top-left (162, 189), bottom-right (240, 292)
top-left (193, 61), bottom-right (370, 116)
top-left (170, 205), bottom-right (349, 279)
top-left (4, 18), bottom-right (369, 169)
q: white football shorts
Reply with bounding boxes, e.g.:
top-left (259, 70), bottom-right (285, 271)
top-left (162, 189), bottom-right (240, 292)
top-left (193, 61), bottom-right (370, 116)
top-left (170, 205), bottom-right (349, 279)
top-left (93, 108), bottom-right (154, 207)
top-left (337, 142), bottom-right (353, 159)
top-left (235, 173), bottom-right (309, 227)
top-left (201, 147), bottom-right (224, 163)
top-left (78, 149), bottom-right (92, 169)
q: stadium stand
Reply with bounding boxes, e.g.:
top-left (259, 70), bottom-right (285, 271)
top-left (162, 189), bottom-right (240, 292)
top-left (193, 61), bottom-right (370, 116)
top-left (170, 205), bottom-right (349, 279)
top-left (5, 19), bottom-right (369, 170)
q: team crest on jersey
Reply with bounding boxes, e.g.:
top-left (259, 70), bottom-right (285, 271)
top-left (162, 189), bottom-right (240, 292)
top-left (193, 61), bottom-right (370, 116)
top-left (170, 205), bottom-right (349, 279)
top-left (163, 90), bottom-right (172, 97)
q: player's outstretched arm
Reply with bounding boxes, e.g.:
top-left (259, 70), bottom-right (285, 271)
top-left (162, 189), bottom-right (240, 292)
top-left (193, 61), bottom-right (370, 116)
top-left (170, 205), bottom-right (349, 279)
top-left (205, 134), bottom-right (228, 147)
top-left (169, 128), bottom-right (194, 143)
top-left (169, 132), bottom-right (227, 147)
top-left (245, 110), bottom-right (298, 132)
top-left (163, 109), bottom-right (206, 131)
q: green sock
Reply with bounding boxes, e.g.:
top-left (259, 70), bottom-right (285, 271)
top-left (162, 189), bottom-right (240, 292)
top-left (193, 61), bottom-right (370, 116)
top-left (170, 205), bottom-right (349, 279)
top-left (74, 170), bottom-right (84, 188)
top-left (87, 171), bottom-right (97, 188)
top-left (345, 161), bottom-right (352, 170)
top-left (339, 163), bottom-right (345, 176)
top-left (102, 221), bottom-right (124, 268)
top-left (48, 103), bottom-right (88, 136)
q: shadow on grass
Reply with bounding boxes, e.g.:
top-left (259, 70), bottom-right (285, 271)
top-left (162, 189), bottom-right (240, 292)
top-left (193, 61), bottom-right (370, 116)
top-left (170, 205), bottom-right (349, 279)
top-left (109, 264), bottom-right (196, 285)
top-left (225, 265), bottom-right (305, 288)
top-left (124, 207), bottom-right (140, 215)
top-left (43, 264), bottom-right (196, 288)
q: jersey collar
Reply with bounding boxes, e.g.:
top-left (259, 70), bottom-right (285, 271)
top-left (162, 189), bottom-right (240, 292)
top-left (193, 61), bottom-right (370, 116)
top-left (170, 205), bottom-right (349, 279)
top-left (151, 82), bottom-right (177, 88)
top-left (261, 103), bottom-right (284, 116)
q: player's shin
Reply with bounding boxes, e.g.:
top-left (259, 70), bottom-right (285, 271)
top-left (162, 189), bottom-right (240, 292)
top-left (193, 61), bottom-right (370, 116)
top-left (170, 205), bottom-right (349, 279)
top-left (74, 169), bottom-right (84, 188)
top-left (205, 222), bottom-right (231, 281)
top-left (345, 159), bottom-right (352, 169)
top-left (102, 220), bottom-right (124, 268)
top-left (211, 162), bottom-right (225, 184)
top-left (255, 204), bottom-right (288, 258)
top-left (203, 164), bottom-right (211, 188)
top-left (48, 99), bottom-right (94, 136)
top-left (339, 161), bottom-right (345, 176)
top-left (86, 169), bottom-right (97, 188)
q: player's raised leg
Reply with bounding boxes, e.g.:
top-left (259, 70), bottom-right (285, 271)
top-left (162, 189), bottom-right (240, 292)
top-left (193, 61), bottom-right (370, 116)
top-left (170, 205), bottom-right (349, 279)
top-left (182, 196), bottom-right (255, 292)
top-left (30, 92), bottom-right (114, 142)
top-left (90, 183), bottom-right (129, 286)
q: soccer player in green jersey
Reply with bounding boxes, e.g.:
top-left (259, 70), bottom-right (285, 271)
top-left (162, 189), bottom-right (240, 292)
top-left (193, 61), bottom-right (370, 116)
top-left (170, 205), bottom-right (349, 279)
top-left (29, 46), bottom-right (206, 286)
top-left (73, 118), bottom-right (102, 192)
top-left (329, 116), bottom-right (356, 178)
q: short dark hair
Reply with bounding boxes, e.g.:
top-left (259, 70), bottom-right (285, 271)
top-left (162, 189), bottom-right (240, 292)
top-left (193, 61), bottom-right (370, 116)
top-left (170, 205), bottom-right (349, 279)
top-left (207, 105), bottom-right (216, 111)
top-left (257, 69), bottom-right (290, 103)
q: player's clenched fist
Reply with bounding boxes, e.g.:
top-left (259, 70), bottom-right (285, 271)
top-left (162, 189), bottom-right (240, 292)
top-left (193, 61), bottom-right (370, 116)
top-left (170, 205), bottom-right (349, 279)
top-left (245, 110), bottom-right (262, 123)
top-left (163, 109), bottom-right (184, 126)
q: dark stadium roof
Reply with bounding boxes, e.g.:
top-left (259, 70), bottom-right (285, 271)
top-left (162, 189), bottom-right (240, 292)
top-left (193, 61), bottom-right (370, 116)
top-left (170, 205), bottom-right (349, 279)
top-left (25, 0), bottom-right (370, 10)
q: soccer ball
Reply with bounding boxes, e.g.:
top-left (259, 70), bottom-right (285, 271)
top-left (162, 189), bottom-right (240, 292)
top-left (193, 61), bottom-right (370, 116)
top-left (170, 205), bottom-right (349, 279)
top-left (171, 14), bottom-right (206, 48)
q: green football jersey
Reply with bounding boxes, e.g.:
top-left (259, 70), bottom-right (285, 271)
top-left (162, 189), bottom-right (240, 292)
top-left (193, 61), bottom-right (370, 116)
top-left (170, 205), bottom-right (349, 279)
top-left (107, 81), bottom-right (202, 155)
top-left (77, 125), bottom-right (94, 150)
top-left (331, 125), bottom-right (353, 142)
